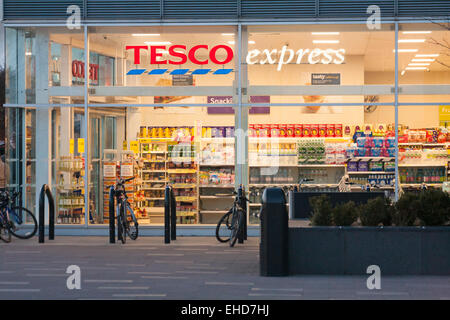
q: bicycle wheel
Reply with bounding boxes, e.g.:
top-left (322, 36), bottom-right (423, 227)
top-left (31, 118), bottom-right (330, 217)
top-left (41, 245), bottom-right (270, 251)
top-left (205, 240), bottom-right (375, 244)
top-left (8, 207), bottom-right (37, 239)
top-left (215, 209), bottom-right (233, 243)
top-left (229, 207), bottom-right (245, 247)
top-left (125, 203), bottom-right (138, 241)
top-left (0, 210), bottom-right (11, 243)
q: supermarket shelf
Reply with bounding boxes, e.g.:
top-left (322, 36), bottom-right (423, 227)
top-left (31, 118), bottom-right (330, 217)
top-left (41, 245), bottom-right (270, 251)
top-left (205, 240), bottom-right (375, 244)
top-left (175, 196), bottom-right (197, 202)
top-left (250, 164), bottom-right (298, 167)
top-left (399, 163), bottom-right (447, 167)
top-left (399, 143), bottom-right (448, 147)
top-left (249, 203), bottom-right (262, 207)
top-left (141, 151), bottom-right (167, 154)
top-left (199, 163), bottom-right (235, 167)
top-left (298, 164), bottom-right (346, 168)
top-left (167, 169), bottom-right (197, 174)
top-left (401, 183), bottom-right (443, 187)
top-left (347, 171), bottom-right (395, 175)
top-left (141, 170), bottom-right (166, 173)
top-left (141, 180), bottom-right (167, 183)
top-left (172, 184), bottom-right (196, 189)
top-left (141, 187), bottom-right (165, 190)
top-left (199, 184), bottom-right (235, 188)
top-left (200, 210), bottom-right (229, 214)
top-left (142, 160), bottom-right (166, 163)
top-left (349, 157), bottom-right (395, 162)
top-left (200, 138), bottom-right (235, 143)
top-left (146, 197), bottom-right (165, 200)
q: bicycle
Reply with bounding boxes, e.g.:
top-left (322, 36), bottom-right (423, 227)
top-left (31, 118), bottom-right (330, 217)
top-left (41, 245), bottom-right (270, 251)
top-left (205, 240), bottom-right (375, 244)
top-left (114, 177), bottom-right (139, 244)
top-left (215, 185), bottom-right (247, 247)
top-left (0, 190), bottom-right (38, 243)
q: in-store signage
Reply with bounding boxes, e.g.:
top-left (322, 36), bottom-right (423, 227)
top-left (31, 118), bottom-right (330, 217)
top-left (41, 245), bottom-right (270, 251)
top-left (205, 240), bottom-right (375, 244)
top-left (126, 44), bottom-right (234, 76)
top-left (207, 96), bottom-right (270, 114)
top-left (311, 73), bottom-right (341, 85)
top-left (72, 60), bottom-right (99, 81)
top-left (246, 46), bottom-right (345, 71)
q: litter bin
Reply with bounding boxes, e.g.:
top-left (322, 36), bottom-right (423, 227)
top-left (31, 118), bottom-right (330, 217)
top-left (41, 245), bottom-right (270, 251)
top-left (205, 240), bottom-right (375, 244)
top-left (260, 188), bottom-right (288, 276)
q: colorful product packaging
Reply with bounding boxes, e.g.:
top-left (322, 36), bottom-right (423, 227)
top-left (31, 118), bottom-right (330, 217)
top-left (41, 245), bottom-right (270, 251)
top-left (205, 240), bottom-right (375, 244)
top-left (335, 124), bottom-right (343, 137)
top-left (260, 124), bottom-right (271, 137)
top-left (270, 124), bottom-right (280, 137)
top-left (295, 124), bottom-right (303, 137)
top-left (302, 124), bottom-right (311, 137)
top-left (326, 124), bottom-right (335, 137)
top-left (319, 124), bottom-right (327, 137)
top-left (358, 161), bottom-right (369, 172)
top-left (343, 125), bottom-right (352, 137)
top-left (310, 124), bottom-right (319, 137)
top-left (347, 161), bottom-right (358, 172)
top-left (286, 124), bottom-right (295, 137)
top-left (279, 124), bottom-right (287, 137)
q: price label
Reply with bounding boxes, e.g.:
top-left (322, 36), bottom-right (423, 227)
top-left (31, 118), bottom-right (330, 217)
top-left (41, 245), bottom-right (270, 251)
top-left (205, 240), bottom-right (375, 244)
top-left (130, 141), bottom-right (139, 154)
top-left (69, 139), bottom-right (74, 154)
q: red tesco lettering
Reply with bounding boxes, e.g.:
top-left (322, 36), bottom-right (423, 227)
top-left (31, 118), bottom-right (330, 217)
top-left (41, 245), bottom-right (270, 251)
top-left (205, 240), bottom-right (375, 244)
top-left (126, 45), bottom-right (234, 65)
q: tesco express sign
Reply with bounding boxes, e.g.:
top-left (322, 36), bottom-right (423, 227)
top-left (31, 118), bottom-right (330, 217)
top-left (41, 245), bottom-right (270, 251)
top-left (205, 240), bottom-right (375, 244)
top-left (126, 44), bottom-right (345, 72)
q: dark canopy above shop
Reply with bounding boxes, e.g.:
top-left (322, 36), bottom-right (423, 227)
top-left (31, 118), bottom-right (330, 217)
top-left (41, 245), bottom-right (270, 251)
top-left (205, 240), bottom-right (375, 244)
top-left (2, 0), bottom-right (450, 22)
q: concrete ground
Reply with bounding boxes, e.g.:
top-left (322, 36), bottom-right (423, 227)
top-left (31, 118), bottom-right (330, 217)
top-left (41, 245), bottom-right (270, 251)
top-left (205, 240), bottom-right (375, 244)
top-left (0, 236), bottom-right (449, 300)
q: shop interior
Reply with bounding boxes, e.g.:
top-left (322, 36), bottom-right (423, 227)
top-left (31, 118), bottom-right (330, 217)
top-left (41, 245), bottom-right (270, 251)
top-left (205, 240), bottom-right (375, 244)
top-left (5, 24), bottom-right (450, 226)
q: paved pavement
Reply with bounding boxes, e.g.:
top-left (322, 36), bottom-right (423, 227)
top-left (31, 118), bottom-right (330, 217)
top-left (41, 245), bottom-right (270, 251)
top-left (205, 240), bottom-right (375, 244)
top-left (0, 236), bottom-right (449, 300)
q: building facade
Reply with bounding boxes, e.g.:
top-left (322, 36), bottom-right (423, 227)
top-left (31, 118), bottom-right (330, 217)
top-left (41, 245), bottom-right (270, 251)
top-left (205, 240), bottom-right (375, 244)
top-left (1, 1), bottom-right (450, 235)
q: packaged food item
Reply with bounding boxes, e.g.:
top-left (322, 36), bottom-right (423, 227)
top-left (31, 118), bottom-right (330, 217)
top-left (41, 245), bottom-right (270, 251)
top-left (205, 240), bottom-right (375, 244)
top-left (248, 125), bottom-right (255, 137)
top-left (254, 124), bottom-right (261, 137)
top-left (326, 124), bottom-right (335, 137)
top-left (371, 147), bottom-right (382, 157)
top-left (384, 137), bottom-right (395, 148)
top-left (343, 125), bottom-right (352, 137)
top-left (286, 124), bottom-right (295, 137)
top-left (270, 124), bottom-right (280, 137)
top-left (294, 124), bottom-right (303, 137)
top-left (319, 124), bottom-right (327, 137)
top-left (373, 137), bottom-right (384, 148)
top-left (347, 161), bottom-right (358, 172)
top-left (310, 124), bottom-right (319, 137)
top-left (358, 161), bottom-right (369, 172)
top-left (302, 124), bottom-right (311, 137)
top-left (279, 124), bottom-right (287, 137)
top-left (335, 124), bottom-right (343, 137)
top-left (260, 124), bottom-right (270, 137)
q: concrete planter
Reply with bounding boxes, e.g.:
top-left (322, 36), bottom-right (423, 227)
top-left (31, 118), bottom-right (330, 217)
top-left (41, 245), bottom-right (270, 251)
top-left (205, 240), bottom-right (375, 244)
top-left (288, 226), bottom-right (450, 275)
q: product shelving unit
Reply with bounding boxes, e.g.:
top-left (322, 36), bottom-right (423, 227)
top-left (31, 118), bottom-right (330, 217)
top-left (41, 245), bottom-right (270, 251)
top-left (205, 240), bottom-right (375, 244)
top-left (56, 156), bottom-right (85, 224)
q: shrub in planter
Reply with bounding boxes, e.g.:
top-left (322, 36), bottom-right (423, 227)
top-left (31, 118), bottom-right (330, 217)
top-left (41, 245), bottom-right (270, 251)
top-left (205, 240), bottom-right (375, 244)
top-left (332, 201), bottom-right (358, 226)
top-left (393, 192), bottom-right (420, 226)
top-left (416, 189), bottom-right (450, 226)
top-left (309, 194), bottom-right (333, 226)
top-left (359, 197), bottom-right (393, 226)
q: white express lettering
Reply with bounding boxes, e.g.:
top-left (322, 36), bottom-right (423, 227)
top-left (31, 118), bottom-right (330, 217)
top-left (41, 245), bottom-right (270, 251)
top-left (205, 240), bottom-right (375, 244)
top-left (247, 48), bottom-right (346, 70)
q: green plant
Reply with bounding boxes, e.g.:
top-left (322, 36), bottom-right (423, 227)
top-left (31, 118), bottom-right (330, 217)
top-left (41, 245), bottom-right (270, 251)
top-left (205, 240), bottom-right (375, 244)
top-left (359, 197), bottom-right (393, 226)
top-left (393, 192), bottom-right (420, 226)
top-left (309, 194), bottom-right (333, 226)
top-left (416, 189), bottom-right (450, 226)
top-left (332, 201), bottom-right (358, 226)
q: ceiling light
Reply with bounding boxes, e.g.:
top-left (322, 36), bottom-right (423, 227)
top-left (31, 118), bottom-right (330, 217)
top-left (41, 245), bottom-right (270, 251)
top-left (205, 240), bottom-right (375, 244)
top-left (405, 67), bottom-right (428, 70)
top-left (415, 54), bottom-right (439, 57)
top-left (402, 31), bottom-right (431, 34)
top-left (411, 58), bottom-right (435, 62)
top-left (398, 39), bottom-right (426, 43)
top-left (401, 70), bottom-right (406, 76)
top-left (221, 33), bottom-right (235, 36)
top-left (313, 40), bottom-right (339, 44)
top-left (132, 33), bottom-right (160, 37)
top-left (311, 32), bottom-right (340, 35)
top-left (248, 40), bottom-right (255, 44)
top-left (228, 41), bottom-right (235, 45)
top-left (25, 52), bottom-right (32, 56)
top-left (393, 49), bottom-right (418, 53)
top-left (408, 63), bottom-right (430, 66)
top-left (144, 41), bottom-right (172, 45)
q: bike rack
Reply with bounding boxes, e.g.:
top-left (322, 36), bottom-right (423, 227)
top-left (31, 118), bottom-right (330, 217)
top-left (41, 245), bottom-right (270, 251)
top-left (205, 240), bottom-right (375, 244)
top-left (164, 185), bottom-right (177, 244)
top-left (38, 184), bottom-right (55, 243)
top-left (109, 186), bottom-right (115, 244)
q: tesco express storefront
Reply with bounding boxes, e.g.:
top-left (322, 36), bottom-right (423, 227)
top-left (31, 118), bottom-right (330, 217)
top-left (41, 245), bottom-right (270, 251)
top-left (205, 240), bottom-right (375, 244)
top-left (4, 22), bottom-right (450, 235)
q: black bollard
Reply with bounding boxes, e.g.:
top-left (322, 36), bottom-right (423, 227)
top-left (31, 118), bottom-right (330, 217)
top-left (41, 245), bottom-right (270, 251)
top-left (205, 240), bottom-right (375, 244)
top-left (38, 184), bottom-right (55, 243)
top-left (164, 185), bottom-right (171, 243)
top-left (170, 187), bottom-right (176, 241)
top-left (109, 186), bottom-right (115, 244)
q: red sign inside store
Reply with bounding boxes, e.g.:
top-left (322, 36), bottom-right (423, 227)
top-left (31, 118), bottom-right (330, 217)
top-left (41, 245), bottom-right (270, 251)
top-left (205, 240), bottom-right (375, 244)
top-left (72, 60), bottom-right (99, 81)
top-left (125, 45), bottom-right (234, 65)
